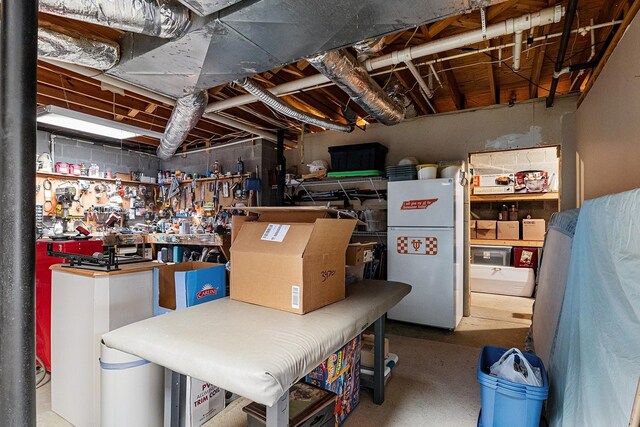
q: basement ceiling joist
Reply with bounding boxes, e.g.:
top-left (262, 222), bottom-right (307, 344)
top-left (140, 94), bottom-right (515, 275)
top-left (36, 0), bottom-right (637, 153)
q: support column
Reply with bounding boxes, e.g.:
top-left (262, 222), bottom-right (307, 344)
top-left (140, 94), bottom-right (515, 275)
top-left (0, 0), bottom-right (39, 425)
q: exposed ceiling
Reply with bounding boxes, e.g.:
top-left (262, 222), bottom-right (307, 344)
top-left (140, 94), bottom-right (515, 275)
top-left (36, 0), bottom-right (638, 154)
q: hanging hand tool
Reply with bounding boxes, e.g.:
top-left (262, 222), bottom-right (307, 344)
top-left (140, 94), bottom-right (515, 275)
top-left (43, 179), bottom-right (56, 214)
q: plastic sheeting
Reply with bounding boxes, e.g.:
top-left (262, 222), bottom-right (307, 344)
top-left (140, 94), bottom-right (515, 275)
top-left (548, 189), bottom-right (640, 426)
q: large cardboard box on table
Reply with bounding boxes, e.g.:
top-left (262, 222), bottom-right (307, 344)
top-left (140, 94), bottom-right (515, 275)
top-left (306, 335), bottom-right (361, 426)
top-left (231, 207), bottom-right (357, 314)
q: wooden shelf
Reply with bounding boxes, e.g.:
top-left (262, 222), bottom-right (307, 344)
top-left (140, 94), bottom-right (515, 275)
top-left (470, 192), bottom-right (559, 202)
top-left (470, 239), bottom-right (544, 248)
top-left (36, 171), bottom-right (153, 186)
top-left (175, 173), bottom-right (250, 185)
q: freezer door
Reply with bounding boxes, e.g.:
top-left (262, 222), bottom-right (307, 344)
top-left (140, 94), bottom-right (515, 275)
top-left (387, 227), bottom-right (459, 329)
top-left (387, 179), bottom-right (455, 227)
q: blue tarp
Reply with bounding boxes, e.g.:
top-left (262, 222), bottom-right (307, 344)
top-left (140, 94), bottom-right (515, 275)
top-left (548, 188), bottom-right (640, 426)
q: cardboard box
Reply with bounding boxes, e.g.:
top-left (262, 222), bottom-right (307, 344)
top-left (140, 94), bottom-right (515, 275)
top-left (522, 219), bottom-right (546, 241)
top-left (473, 173), bottom-right (515, 187)
top-left (470, 220), bottom-right (477, 239)
top-left (513, 247), bottom-right (539, 269)
top-left (497, 221), bottom-right (520, 240)
top-left (360, 334), bottom-right (389, 369)
top-left (231, 207), bottom-right (357, 314)
top-left (153, 261), bottom-right (227, 315)
top-left (473, 185), bottom-right (515, 195)
top-left (185, 379), bottom-right (225, 427)
top-left (306, 335), bottom-right (360, 426)
top-left (476, 220), bottom-right (497, 240)
top-left (346, 242), bottom-right (375, 265)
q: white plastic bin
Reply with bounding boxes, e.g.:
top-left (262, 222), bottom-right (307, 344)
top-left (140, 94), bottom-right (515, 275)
top-left (470, 265), bottom-right (535, 297)
top-left (100, 343), bottom-right (164, 427)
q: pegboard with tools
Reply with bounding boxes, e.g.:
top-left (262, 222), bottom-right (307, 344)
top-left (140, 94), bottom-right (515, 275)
top-left (35, 172), bottom-right (157, 225)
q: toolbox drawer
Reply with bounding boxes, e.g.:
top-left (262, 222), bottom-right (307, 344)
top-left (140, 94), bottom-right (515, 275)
top-left (470, 245), bottom-right (512, 266)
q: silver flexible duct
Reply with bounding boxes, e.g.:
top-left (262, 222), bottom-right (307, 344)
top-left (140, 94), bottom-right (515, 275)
top-left (38, 27), bottom-right (119, 70)
top-left (156, 91), bottom-right (208, 160)
top-left (235, 78), bottom-right (353, 133)
top-left (353, 37), bottom-right (386, 62)
top-left (308, 50), bottom-right (405, 126)
top-left (39, 0), bottom-right (190, 39)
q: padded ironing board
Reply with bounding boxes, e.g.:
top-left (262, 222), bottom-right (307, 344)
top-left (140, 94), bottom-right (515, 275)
top-left (102, 280), bottom-right (411, 426)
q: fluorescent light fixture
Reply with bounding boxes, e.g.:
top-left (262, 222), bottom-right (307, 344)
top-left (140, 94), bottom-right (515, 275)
top-left (37, 105), bottom-right (165, 140)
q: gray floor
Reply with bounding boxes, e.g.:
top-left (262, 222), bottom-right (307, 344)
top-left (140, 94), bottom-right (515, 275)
top-left (36, 292), bottom-right (534, 426)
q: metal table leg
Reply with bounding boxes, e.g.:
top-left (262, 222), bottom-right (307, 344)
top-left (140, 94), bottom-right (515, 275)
top-left (373, 314), bottom-right (386, 405)
top-left (266, 390), bottom-right (289, 427)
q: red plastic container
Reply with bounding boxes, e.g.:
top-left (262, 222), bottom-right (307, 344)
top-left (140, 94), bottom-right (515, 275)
top-left (513, 247), bottom-right (539, 269)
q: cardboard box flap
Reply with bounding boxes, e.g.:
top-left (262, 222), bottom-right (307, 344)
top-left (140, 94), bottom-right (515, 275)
top-left (232, 206), bottom-right (333, 223)
top-left (305, 219), bottom-right (357, 255)
top-left (231, 221), bottom-right (314, 256)
top-left (476, 220), bottom-right (497, 230)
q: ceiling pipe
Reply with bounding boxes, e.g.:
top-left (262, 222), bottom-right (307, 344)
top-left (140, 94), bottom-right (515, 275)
top-left (308, 49), bottom-right (405, 126)
top-left (206, 6), bottom-right (564, 113)
top-left (156, 91), bottom-right (208, 160)
top-left (403, 61), bottom-right (436, 114)
top-left (235, 77), bottom-right (353, 133)
top-left (512, 31), bottom-right (523, 71)
top-left (38, 0), bottom-right (190, 39)
top-left (38, 27), bottom-right (119, 70)
top-left (570, 19), bottom-right (595, 92)
top-left (546, 0), bottom-right (578, 108)
top-left (203, 112), bottom-right (297, 146)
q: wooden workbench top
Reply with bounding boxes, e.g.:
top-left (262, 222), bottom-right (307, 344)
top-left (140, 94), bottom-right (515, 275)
top-left (50, 261), bottom-right (160, 278)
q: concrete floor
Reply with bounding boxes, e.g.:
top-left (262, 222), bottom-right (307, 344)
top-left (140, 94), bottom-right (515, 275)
top-left (36, 292), bottom-right (534, 426)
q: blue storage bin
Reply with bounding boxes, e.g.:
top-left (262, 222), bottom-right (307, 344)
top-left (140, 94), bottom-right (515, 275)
top-left (477, 346), bottom-right (548, 427)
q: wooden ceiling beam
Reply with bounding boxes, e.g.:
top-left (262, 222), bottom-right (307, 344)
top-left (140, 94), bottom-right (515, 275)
top-left (487, 0), bottom-right (520, 22)
top-left (436, 56), bottom-right (465, 110)
top-left (427, 15), bottom-right (460, 39)
top-left (529, 0), bottom-right (555, 99)
top-left (393, 70), bottom-right (429, 115)
top-left (486, 40), bottom-right (500, 104)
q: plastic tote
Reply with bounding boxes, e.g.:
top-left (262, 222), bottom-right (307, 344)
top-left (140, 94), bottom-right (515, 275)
top-left (477, 346), bottom-right (549, 427)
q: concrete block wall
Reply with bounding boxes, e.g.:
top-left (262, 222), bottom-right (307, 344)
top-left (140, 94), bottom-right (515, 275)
top-left (36, 131), bottom-right (160, 178)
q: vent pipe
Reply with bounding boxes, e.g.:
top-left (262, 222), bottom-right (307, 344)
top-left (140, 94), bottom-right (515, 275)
top-left (39, 0), bottom-right (190, 39)
top-left (156, 91), bottom-right (208, 160)
top-left (235, 78), bottom-right (353, 133)
top-left (308, 49), bottom-right (405, 126)
top-left (38, 27), bottom-right (120, 70)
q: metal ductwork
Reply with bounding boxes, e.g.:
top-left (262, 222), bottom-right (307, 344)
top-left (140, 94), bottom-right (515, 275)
top-left (308, 50), bottom-right (405, 126)
top-left (39, 0), bottom-right (190, 39)
top-left (236, 78), bottom-right (353, 133)
top-left (37, 27), bottom-right (120, 70)
top-left (353, 37), bottom-right (386, 63)
top-left (156, 91), bottom-right (208, 160)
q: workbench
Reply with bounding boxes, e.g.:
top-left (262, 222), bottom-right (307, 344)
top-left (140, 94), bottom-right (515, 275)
top-left (102, 280), bottom-right (411, 426)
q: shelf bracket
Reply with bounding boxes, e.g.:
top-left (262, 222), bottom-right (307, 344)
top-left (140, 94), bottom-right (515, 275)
top-left (337, 180), bottom-right (351, 203)
top-left (369, 178), bottom-right (382, 201)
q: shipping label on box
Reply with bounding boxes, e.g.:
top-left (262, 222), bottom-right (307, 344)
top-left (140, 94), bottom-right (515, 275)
top-left (185, 378), bottom-right (225, 427)
top-left (473, 173), bottom-right (515, 187)
top-left (306, 336), bottom-right (360, 426)
top-left (497, 221), bottom-right (520, 240)
top-left (522, 219), bottom-right (546, 241)
top-left (476, 220), bottom-right (497, 240)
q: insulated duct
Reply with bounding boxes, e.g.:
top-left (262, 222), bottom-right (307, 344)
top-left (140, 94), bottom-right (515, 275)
top-left (308, 49), bottom-right (405, 126)
top-left (37, 27), bottom-right (119, 70)
top-left (39, 0), bottom-right (190, 39)
top-left (235, 78), bottom-right (353, 133)
top-left (353, 37), bottom-right (386, 62)
top-left (156, 91), bottom-right (208, 160)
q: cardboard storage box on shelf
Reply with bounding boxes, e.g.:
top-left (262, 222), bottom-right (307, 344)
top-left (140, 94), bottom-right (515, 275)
top-left (522, 219), bottom-right (546, 241)
top-left (473, 185), bottom-right (515, 195)
top-left (473, 173), bottom-right (515, 187)
top-left (306, 335), bottom-right (360, 426)
top-left (497, 221), bottom-right (520, 240)
top-left (346, 242), bottom-right (375, 266)
top-left (230, 207), bottom-right (357, 314)
top-left (476, 220), bottom-right (497, 240)
top-left (470, 220), bottom-right (477, 239)
top-left (153, 261), bottom-right (227, 315)
top-left (360, 334), bottom-right (389, 369)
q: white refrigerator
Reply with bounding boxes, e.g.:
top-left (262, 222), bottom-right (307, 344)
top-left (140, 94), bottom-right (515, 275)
top-left (387, 178), bottom-right (464, 330)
